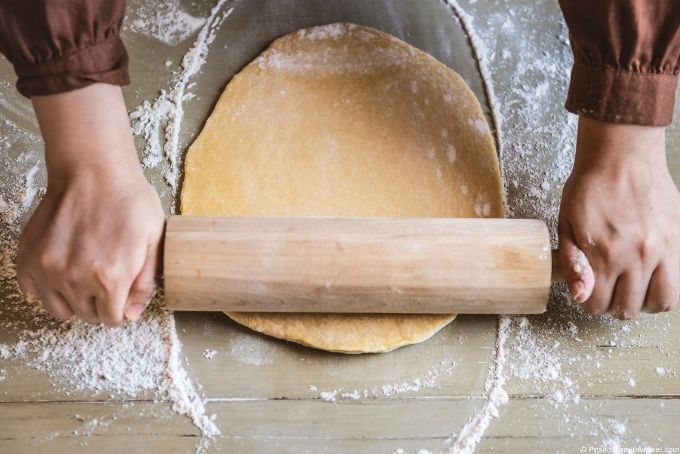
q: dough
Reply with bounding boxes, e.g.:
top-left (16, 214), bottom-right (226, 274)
top-left (180, 23), bottom-right (504, 353)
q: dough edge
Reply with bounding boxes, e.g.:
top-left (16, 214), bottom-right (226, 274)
top-left (180, 23), bottom-right (503, 354)
top-left (226, 313), bottom-right (457, 354)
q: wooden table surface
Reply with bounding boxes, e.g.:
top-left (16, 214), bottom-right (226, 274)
top-left (1, 0), bottom-right (679, 453)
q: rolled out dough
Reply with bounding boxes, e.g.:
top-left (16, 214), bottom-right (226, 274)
top-left (180, 23), bottom-right (504, 353)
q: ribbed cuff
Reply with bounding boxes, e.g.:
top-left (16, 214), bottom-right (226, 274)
top-left (565, 62), bottom-right (678, 127)
top-left (13, 34), bottom-right (129, 98)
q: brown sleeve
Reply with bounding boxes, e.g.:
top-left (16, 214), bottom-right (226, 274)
top-left (0, 0), bottom-right (129, 98)
top-left (558, 0), bottom-right (679, 126)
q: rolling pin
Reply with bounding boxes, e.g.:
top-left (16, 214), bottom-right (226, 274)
top-left (163, 216), bottom-right (563, 314)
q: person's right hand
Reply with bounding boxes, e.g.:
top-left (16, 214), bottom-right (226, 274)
top-left (16, 84), bottom-right (165, 326)
top-left (558, 117), bottom-right (680, 320)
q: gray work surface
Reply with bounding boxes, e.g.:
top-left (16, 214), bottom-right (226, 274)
top-left (1, 0), bottom-right (679, 452)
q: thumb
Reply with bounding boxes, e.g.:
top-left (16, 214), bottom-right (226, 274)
top-left (124, 239), bottom-right (161, 321)
top-left (558, 225), bottom-right (595, 304)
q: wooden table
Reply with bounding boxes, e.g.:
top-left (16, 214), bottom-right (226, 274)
top-left (1, 0), bottom-right (679, 452)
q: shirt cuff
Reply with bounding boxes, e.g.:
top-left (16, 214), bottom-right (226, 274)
top-left (12, 34), bottom-right (129, 98)
top-left (565, 62), bottom-right (678, 127)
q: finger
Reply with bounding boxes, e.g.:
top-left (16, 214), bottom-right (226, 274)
top-left (558, 223), bottom-right (595, 303)
top-left (37, 290), bottom-right (74, 321)
top-left (61, 289), bottom-right (100, 324)
top-left (125, 241), bottom-right (161, 322)
top-left (95, 282), bottom-right (129, 327)
top-left (582, 270), bottom-right (617, 315)
top-left (16, 273), bottom-right (38, 300)
top-left (609, 272), bottom-right (646, 320)
top-left (643, 263), bottom-right (679, 314)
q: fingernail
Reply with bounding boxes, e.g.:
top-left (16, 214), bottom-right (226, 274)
top-left (125, 304), bottom-right (147, 321)
top-left (572, 281), bottom-right (586, 303)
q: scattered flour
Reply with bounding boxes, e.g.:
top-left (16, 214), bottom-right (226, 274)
top-left (126, 0), bottom-right (206, 46)
top-left (0, 0), bottom-right (240, 444)
top-left (0, 0), bottom-right (676, 451)
top-left (432, 0), bottom-right (675, 451)
top-left (449, 317), bottom-right (510, 454)
top-left (227, 331), bottom-right (283, 366)
top-left (130, 0), bottom-right (236, 197)
top-left (203, 349), bottom-right (218, 359)
top-left (315, 358), bottom-right (457, 402)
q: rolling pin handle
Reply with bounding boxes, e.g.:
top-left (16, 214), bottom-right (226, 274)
top-left (550, 249), bottom-right (564, 283)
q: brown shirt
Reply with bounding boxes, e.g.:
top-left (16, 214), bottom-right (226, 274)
top-left (0, 0), bottom-right (678, 126)
top-left (0, 0), bottom-right (128, 97)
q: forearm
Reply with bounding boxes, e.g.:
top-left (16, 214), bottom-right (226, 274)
top-left (32, 84), bottom-right (141, 182)
top-left (573, 117), bottom-right (666, 172)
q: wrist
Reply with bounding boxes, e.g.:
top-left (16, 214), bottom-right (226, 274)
top-left (44, 141), bottom-right (142, 183)
top-left (573, 117), bottom-right (666, 173)
top-left (33, 84), bottom-right (142, 180)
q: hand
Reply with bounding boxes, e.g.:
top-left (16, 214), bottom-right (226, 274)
top-left (558, 117), bottom-right (680, 319)
top-left (16, 84), bottom-right (165, 326)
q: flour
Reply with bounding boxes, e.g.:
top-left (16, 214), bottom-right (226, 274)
top-left (20, 163), bottom-right (40, 210)
top-left (130, 0), bottom-right (236, 197)
top-left (443, 0), bottom-right (504, 162)
top-left (227, 331), bottom-right (283, 366)
top-left (126, 0), bottom-right (206, 46)
top-left (432, 0), bottom-right (672, 451)
top-left (0, 265), bottom-right (218, 439)
top-left (315, 358), bottom-right (456, 402)
top-left (0, 0), bottom-right (675, 451)
top-left (448, 317), bottom-right (509, 454)
top-left (0, 0), bottom-right (238, 443)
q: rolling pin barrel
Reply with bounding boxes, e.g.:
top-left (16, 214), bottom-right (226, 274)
top-left (163, 216), bottom-right (554, 314)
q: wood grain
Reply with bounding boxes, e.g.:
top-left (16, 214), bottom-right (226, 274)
top-left (164, 216), bottom-right (552, 314)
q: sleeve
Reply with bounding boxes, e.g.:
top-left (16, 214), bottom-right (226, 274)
top-left (0, 0), bottom-right (129, 98)
top-left (558, 0), bottom-right (680, 126)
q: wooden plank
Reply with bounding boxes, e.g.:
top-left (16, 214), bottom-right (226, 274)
top-left (2, 397), bottom-right (679, 453)
top-left (0, 399), bottom-right (479, 453)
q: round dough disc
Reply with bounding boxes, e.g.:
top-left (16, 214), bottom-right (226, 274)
top-left (180, 23), bottom-right (504, 354)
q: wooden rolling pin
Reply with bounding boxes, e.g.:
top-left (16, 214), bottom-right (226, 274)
top-left (164, 216), bottom-right (563, 314)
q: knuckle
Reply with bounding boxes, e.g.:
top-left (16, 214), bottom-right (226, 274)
top-left (94, 266), bottom-right (125, 292)
top-left (38, 252), bottom-right (63, 272)
top-left (133, 280), bottom-right (156, 296)
top-left (62, 267), bottom-right (83, 286)
top-left (663, 230), bottom-right (676, 248)
top-left (637, 236), bottom-right (659, 260)
top-left (595, 242), bottom-right (617, 263)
